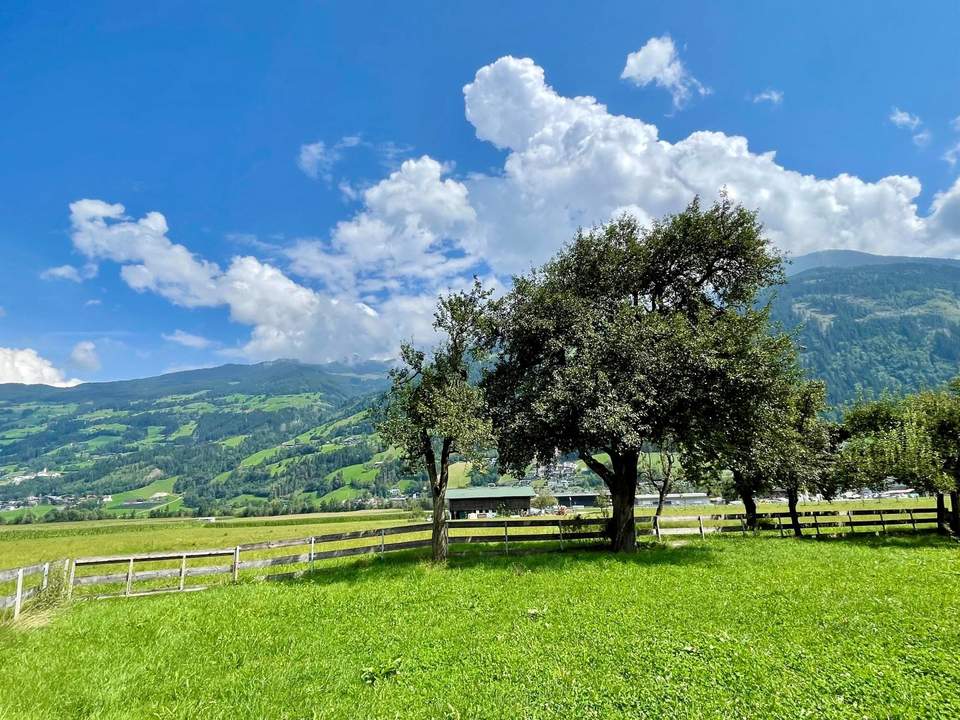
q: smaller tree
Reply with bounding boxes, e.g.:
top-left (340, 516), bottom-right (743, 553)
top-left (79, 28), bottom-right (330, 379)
top-left (376, 282), bottom-right (493, 561)
top-left (640, 441), bottom-right (683, 517)
top-left (531, 489), bottom-right (557, 512)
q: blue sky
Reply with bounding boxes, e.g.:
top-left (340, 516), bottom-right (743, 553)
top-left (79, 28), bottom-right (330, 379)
top-left (1, 0), bottom-right (959, 384)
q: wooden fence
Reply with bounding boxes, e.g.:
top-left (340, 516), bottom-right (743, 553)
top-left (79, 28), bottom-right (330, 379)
top-left (0, 559), bottom-right (67, 620)
top-left (0, 505), bottom-right (949, 617)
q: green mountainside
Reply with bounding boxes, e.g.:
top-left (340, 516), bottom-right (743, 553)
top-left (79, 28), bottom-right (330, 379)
top-left (0, 360), bottom-right (404, 519)
top-left (6, 251), bottom-right (960, 519)
top-left (771, 258), bottom-right (960, 405)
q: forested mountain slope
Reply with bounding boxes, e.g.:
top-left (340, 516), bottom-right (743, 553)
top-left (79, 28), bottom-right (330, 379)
top-left (771, 260), bottom-right (960, 405)
top-left (0, 360), bottom-right (399, 518)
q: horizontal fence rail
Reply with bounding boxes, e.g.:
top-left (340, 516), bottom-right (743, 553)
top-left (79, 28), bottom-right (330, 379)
top-left (0, 505), bottom-right (950, 617)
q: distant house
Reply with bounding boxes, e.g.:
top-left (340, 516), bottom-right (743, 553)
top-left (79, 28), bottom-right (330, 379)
top-left (447, 487), bottom-right (536, 519)
top-left (636, 492), bottom-right (711, 507)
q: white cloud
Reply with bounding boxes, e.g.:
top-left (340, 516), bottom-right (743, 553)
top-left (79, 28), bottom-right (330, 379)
top-left (68, 200), bottom-right (444, 362)
top-left (287, 155), bottom-right (478, 294)
top-left (889, 107), bottom-right (921, 130)
top-left (462, 56), bottom-right (960, 271)
top-left (162, 329), bottom-right (214, 349)
top-left (84, 299), bottom-right (102, 307)
top-left (297, 141), bottom-right (338, 181)
top-left (621, 36), bottom-right (709, 109)
top-left (952, 115), bottom-right (960, 132)
top-left (912, 129), bottom-right (932, 147)
top-left (944, 141), bottom-right (960, 168)
top-left (40, 263), bottom-right (98, 282)
top-left (751, 89), bottom-right (783, 105)
top-left (0, 348), bottom-right (81, 386)
top-left (61, 56), bottom-right (960, 365)
top-left (70, 341), bottom-right (100, 371)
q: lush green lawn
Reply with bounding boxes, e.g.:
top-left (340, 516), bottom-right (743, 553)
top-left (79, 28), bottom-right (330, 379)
top-left (1, 535), bottom-right (958, 719)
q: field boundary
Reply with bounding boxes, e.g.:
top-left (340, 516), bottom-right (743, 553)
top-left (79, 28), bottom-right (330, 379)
top-left (1, 506), bottom-right (950, 617)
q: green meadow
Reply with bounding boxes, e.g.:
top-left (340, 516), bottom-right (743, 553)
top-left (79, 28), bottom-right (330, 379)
top-left (1, 535), bottom-right (958, 719)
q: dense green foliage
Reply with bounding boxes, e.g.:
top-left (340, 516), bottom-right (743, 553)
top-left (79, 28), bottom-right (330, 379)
top-left (485, 196), bottom-right (790, 550)
top-left (2, 536), bottom-right (957, 719)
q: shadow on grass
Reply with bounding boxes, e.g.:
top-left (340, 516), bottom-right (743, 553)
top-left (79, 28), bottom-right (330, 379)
top-left (294, 539), bottom-right (718, 587)
top-left (802, 531), bottom-right (958, 551)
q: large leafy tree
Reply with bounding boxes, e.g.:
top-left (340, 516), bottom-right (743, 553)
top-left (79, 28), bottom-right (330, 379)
top-left (484, 195), bottom-right (785, 551)
top-left (376, 282), bottom-right (494, 561)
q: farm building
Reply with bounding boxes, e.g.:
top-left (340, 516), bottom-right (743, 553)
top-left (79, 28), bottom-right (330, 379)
top-left (636, 492), bottom-right (712, 507)
top-left (554, 491), bottom-right (603, 509)
top-left (447, 487), bottom-right (536, 519)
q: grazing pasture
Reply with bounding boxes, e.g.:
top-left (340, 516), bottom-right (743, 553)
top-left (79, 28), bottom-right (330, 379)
top-left (1, 535), bottom-right (957, 719)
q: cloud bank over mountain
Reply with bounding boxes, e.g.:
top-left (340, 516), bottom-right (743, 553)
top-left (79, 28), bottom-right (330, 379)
top-left (54, 54), bottom-right (960, 370)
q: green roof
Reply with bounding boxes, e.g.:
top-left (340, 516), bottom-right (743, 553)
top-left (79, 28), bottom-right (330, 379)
top-left (447, 486), bottom-right (535, 500)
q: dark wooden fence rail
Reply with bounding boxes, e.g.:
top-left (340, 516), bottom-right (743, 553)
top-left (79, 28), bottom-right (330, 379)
top-left (0, 506), bottom-right (948, 616)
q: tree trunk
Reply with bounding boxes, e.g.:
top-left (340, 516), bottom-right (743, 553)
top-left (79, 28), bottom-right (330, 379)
top-left (951, 489), bottom-right (960, 537)
top-left (740, 490), bottom-right (758, 530)
top-left (422, 433), bottom-right (453, 562)
top-left (733, 469), bottom-right (758, 529)
top-left (610, 483), bottom-right (637, 552)
top-left (580, 449), bottom-right (637, 552)
top-left (431, 484), bottom-right (448, 562)
top-left (654, 478), bottom-right (670, 518)
top-left (936, 492), bottom-right (947, 534)
top-left (787, 486), bottom-right (802, 537)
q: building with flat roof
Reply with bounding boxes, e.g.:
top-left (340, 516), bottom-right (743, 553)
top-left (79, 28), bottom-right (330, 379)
top-left (446, 486), bottom-right (536, 519)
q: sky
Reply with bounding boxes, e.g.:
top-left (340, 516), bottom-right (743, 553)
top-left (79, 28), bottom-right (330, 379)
top-left (1, 0), bottom-right (959, 385)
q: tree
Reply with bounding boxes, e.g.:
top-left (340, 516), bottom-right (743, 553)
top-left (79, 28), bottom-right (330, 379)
top-left (375, 281), bottom-right (494, 561)
top-left (531, 489), bottom-right (557, 512)
top-left (640, 442), bottom-right (683, 518)
top-left (484, 195), bottom-right (785, 551)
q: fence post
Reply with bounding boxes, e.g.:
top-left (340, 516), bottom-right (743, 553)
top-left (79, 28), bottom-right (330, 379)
top-left (66, 560), bottom-right (76, 600)
top-left (740, 518), bottom-right (746, 537)
top-left (309, 536), bottom-right (316, 564)
top-left (698, 515), bottom-right (705, 540)
top-left (879, 509), bottom-right (886, 534)
top-left (125, 557), bottom-right (135, 596)
top-left (13, 568), bottom-right (24, 620)
top-left (380, 528), bottom-right (385, 556)
top-left (909, 508), bottom-right (917, 532)
top-left (777, 515), bottom-right (784, 538)
top-left (654, 515), bottom-right (661, 542)
top-left (814, 513), bottom-right (821, 538)
top-left (41, 561), bottom-right (50, 591)
top-left (503, 520), bottom-right (509, 555)
top-left (232, 546), bottom-right (241, 583)
top-left (558, 521), bottom-right (564, 551)
top-left (178, 554), bottom-right (187, 592)
top-left (937, 493), bottom-right (947, 534)
top-left (848, 511), bottom-right (854, 535)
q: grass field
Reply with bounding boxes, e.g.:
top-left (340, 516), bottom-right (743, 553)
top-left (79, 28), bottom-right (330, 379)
top-left (1, 535), bottom-right (957, 719)
top-left (0, 510), bottom-right (410, 568)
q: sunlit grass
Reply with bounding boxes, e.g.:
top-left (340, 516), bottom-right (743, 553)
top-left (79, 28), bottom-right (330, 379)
top-left (0, 535), bottom-right (957, 719)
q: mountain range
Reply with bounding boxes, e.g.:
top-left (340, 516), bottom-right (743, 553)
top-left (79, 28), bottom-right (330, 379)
top-left (3, 249), bottom-right (960, 518)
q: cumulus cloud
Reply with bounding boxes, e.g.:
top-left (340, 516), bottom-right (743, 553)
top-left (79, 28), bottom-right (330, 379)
top-left (70, 341), bottom-right (100, 371)
top-left (286, 155), bottom-right (479, 294)
top-left (751, 89), bottom-right (783, 105)
top-left (60, 56), bottom-right (960, 365)
top-left (621, 36), bottom-right (709, 109)
top-left (162, 330), bottom-right (213, 349)
top-left (68, 200), bottom-right (443, 362)
top-left (945, 141), bottom-right (960, 168)
top-left (0, 348), bottom-right (81, 386)
top-left (462, 56), bottom-right (960, 269)
top-left (40, 263), bottom-right (97, 282)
